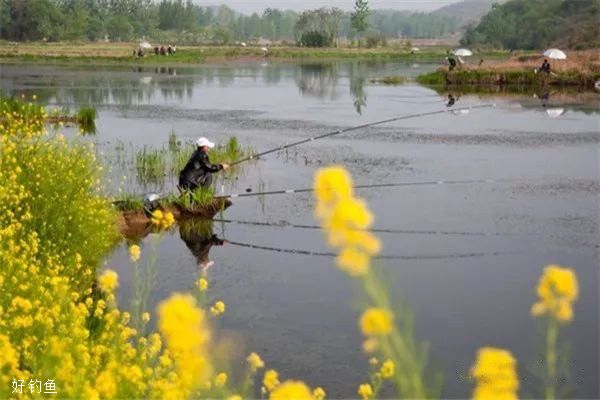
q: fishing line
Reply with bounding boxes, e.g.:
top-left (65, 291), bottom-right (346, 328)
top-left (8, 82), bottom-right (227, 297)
top-left (225, 239), bottom-right (521, 261)
top-left (229, 104), bottom-right (495, 166)
top-left (216, 178), bottom-right (506, 199)
top-left (212, 218), bottom-right (526, 237)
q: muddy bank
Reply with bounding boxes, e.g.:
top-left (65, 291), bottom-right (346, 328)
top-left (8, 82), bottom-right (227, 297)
top-left (117, 198), bottom-right (232, 239)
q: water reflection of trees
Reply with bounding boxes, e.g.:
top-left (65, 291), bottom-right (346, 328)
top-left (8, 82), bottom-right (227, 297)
top-left (295, 63), bottom-right (340, 100)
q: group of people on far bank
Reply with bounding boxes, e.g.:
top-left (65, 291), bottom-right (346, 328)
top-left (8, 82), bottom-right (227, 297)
top-left (133, 44), bottom-right (177, 58)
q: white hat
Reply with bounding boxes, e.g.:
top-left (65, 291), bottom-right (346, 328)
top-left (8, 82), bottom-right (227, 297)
top-left (196, 137), bottom-right (215, 148)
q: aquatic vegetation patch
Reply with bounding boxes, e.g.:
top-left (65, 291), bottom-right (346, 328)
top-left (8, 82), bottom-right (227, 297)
top-left (134, 135), bottom-right (253, 185)
top-left (370, 75), bottom-right (407, 85)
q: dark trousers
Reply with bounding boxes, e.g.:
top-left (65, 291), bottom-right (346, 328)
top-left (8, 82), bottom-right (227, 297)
top-left (179, 173), bottom-right (213, 191)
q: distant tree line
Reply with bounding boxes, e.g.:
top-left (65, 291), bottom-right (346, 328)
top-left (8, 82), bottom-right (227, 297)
top-left (461, 0), bottom-right (600, 49)
top-left (0, 0), bottom-right (461, 44)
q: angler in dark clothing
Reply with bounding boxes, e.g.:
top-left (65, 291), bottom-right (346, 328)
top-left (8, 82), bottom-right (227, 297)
top-left (179, 137), bottom-right (229, 191)
top-left (539, 59), bottom-right (551, 74)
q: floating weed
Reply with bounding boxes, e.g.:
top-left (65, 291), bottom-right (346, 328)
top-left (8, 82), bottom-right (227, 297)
top-left (371, 75), bottom-right (407, 85)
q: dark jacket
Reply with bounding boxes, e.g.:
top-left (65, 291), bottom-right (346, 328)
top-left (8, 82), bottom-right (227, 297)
top-left (179, 149), bottom-right (222, 185)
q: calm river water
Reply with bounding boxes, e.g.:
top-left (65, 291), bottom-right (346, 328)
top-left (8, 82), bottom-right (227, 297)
top-left (1, 61), bottom-right (598, 398)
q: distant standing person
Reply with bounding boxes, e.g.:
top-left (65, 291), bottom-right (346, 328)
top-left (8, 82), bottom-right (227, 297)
top-left (447, 52), bottom-right (457, 71)
top-left (179, 137), bottom-right (229, 191)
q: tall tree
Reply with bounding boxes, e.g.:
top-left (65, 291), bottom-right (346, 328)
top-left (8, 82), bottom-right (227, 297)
top-left (350, 0), bottom-right (369, 44)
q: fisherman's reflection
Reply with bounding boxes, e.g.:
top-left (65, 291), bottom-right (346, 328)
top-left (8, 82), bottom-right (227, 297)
top-left (533, 90), bottom-right (552, 107)
top-left (179, 219), bottom-right (225, 272)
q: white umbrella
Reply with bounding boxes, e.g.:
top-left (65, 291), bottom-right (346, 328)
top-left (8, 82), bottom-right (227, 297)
top-left (139, 41), bottom-right (152, 50)
top-left (546, 108), bottom-right (565, 118)
top-left (543, 48), bottom-right (566, 60)
top-left (453, 48), bottom-right (473, 57)
top-left (411, 47), bottom-right (420, 52)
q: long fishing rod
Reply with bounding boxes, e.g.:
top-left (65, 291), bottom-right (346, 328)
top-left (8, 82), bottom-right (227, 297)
top-left (225, 239), bottom-right (521, 261)
top-left (213, 217), bottom-right (525, 237)
top-left (215, 178), bottom-right (505, 199)
top-left (229, 104), bottom-right (495, 167)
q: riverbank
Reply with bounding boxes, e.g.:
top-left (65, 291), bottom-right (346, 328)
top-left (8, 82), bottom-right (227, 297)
top-left (0, 41), bottom-right (510, 65)
top-left (416, 50), bottom-right (600, 89)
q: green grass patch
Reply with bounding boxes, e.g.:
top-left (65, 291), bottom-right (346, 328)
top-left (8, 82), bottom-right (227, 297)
top-left (417, 68), bottom-right (600, 88)
top-left (77, 106), bottom-right (97, 134)
top-left (112, 194), bottom-right (145, 212)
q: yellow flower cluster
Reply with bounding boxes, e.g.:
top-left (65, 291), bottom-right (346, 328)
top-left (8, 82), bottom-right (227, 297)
top-left (247, 352), bottom-right (265, 370)
top-left (129, 244), bottom-right (141, 262)
top-left (263, 369), bottom-right (280, 391)
top-left (358, 383), bottom-right (374, 400)
top-left (314, 167), bottom-right (381, 276)
top-left (151, 209), bottom-right (175, 230)
top-left (470, 347), bottom-right (519, 400)
top-left (98, 269), bottom-right (119, 292)
top-left (313, 386), bottom-right (326, 400)
top-left (158, 293), bottom-right (212, 392)
top-left (210, 300), bottom-right (226, 316)
top-left (0, 99), bottom-right (209, 399)
top-left (380, 359), bottom-right (395, 379)
top-left (197, 277), bottom-right (209, 291)
top-left (360, 308), bottom-right (394, 336)
top-left (531, 265), bottom-right (579, 323)
top-left (270, 381), bottom-right (314, 400)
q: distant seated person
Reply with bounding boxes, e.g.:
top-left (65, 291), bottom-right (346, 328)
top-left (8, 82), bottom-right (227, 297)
top-left (179, 137), bottom-right (229, 191)
top-left (160, 46), bottom-right (166, 56)
top-left (167, 45), bottom-right (173, 55)
top-left (478, 58), bottom-right (484, 66)
top-left (154, 46), bottom-right (160, 55)
top-left (137, 48), bottom-right (144, 57)
top-left (538, 59), bottom-right (551, 74)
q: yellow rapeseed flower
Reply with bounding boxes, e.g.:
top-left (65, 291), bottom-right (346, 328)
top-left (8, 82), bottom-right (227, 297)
top-left (270, 380), bottom-right (314, 400)
top-left (263, 369), bottom-right (280, 392)
top-left (357, 383), bottom-right (373, 400)
top-left (360, 308), bottom-right (393, 336)
top-left (471, 347), bottom-right (519, 400)
top-left (142, 312), bottom-right (150, 323)
top-left (158, 294), bottom-right (211, 390)
top-left (313, 386), bottom-right (326, 400)
top-left (247, 352), bottom-right (265, 370)
top-left (531, 265), bottom-right (579, 323)
top-left (380, 359), bottom-right (395, 379)
top-left (336, 247), bottom-right (370, 276)
top-left (314, 167), bottom-right (381, 278)
top-left (210, 300), bottom-right (226, 316)
top-left (314, 166), bottom-right (353, 218)
top-left (98, 270), bottom-right (118, 293)
top-left (129, 244), bottom-right (141, 262)
top-left (151, 209), bottom-right (176, 230)
top-left (197, 277), bottom-right (208, 292)
top-left (215, 372), bottom-right (228, 388)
